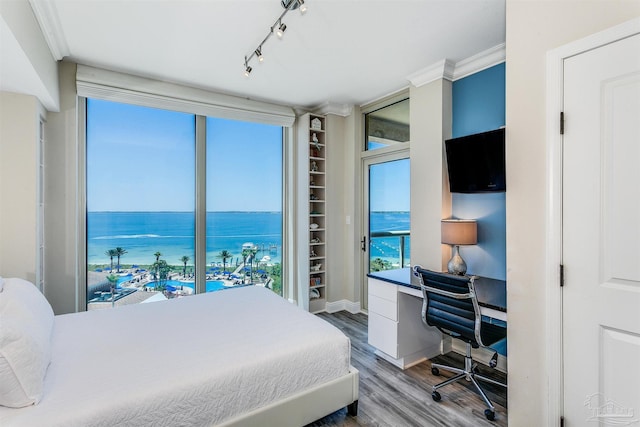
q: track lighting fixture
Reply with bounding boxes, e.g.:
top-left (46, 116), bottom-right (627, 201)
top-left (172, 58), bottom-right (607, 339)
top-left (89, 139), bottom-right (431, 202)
top-left (243, 0), bottom-right (307, 77)
top-left (244, 57), bottom-right (252, 77)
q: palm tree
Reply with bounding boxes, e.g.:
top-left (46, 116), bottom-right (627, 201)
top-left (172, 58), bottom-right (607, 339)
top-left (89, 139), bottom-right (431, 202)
top-left (249, 248), bottom-right (258, 284)
top-left (153, 252), bottom-right (162, 280)
top-left (217, 250), bottom-right (232, 273)
top-left (180, 255), bottom-right (190, 277)
top-left (151, 260), bottom-right (170, 289)
top-left (115, 247), bottom-right (127, 273)
top-left (106, 273), bottom-right (119, 307)
top-left (241, 249), bottom-right (251, 268)
top-left (105, 249), bottom-right (118, 272)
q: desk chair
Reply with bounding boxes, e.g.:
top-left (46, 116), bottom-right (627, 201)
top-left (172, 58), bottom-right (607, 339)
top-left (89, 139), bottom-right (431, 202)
top-left (413, 266), bottom-right (507, 421)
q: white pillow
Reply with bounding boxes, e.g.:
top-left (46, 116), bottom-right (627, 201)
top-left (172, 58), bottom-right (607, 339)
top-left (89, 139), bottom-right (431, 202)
top-left (0, 278), bottom-right (54, 407)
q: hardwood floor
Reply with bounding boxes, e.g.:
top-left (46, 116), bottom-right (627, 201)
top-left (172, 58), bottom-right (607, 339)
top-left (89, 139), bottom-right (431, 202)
top-left (306, 311), bottom-right (507, 427)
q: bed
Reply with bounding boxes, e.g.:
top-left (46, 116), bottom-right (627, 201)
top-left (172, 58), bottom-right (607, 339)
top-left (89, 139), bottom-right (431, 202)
top-left (0, 277), bottom-right (359, 426)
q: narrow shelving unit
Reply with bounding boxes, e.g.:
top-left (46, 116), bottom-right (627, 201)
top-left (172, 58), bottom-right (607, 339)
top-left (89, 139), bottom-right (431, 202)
top-left (298, 113), bottom-right (327, 313)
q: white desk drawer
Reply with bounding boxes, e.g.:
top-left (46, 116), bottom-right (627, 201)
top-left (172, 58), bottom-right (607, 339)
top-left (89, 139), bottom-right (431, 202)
top-left (368, 278), bottom-right (398, 303)
top-left (368, 294), bottom-right (398, 321)
top-left (368, 312), bottom-right (398, 358)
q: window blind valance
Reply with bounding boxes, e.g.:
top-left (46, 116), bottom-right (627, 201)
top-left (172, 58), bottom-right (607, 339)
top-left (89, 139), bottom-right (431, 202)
top-left (76, 65), bottom-right (295, 127)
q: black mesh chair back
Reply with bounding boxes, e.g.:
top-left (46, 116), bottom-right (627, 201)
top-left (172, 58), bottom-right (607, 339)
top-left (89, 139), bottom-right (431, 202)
top-left (415, 267), bottom-right (482, 347)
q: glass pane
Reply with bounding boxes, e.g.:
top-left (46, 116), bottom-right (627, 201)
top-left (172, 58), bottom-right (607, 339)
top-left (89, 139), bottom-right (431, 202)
top-left (206, 117), bottom-right (283, 295)
top-left (86, 99), bottom-right (195, 308)
top-left (365, 98), bottom-right (410, 151)
top-left (369, 159), bottom-right (410, 272)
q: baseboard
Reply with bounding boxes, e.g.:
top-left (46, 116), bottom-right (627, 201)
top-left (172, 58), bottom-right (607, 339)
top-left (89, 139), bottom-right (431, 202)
top-left (325, 299), bottom-right (361, 314)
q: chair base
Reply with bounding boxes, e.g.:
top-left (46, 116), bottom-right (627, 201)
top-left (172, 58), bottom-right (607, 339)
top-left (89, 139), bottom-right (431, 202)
top-left (431, 343), bottom-right (507, 421)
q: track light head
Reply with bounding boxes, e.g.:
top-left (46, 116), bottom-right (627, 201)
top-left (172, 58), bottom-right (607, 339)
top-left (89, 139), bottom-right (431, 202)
top-left (244, 65), bottom-right (252, 77)
top-left (276, 22), bottom-right (287, 38)
top-left (298, 0), bottom-right (307, 14)
top-left (255, 47), bottom-right (264, 62)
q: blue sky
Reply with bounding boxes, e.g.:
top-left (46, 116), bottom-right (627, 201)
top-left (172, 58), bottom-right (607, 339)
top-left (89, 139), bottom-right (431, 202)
top-left (87, 98), bottom-right (407, 212)
top-left (369, 158), bottom-right (410, 212)
top-left (87, 99), bottom-right (282, 212)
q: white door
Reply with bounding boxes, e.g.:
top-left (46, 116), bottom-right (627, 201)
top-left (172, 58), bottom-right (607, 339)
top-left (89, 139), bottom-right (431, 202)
top-left (563, 33), bottom-right (640, 425)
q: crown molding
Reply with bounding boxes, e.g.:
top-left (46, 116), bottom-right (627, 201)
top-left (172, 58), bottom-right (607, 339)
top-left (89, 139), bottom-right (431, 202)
top-left (406, 59), bottom-right (455, 87)
top-left (29, 0), bottom-right (69, 60)
top-left (312, 102), bottom-right (353, 117)
top-left (452, 43), bottom-right (505, 81)
top-left (405, 44), bottom-right (506, 88)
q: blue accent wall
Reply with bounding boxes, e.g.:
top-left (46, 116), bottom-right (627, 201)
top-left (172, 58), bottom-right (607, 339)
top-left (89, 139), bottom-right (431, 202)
top-left (452, 63), bottom-right (505, 138)
top-left (451, 63), bottom-right (506, 280)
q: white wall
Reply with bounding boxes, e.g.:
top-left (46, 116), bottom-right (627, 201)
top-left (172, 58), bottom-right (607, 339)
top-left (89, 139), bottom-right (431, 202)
top-left (505, 1), bottom-right (640, 425)
top-left (325, 114), bottom-right (350, 303)
top-left (410, 78), bottom-right (452, 273)
top-left (44, 61), bottom-right (80, 314)
top-left (0, 0), bottom-right (59, 111)
top-left (0, 92), bottom-right (44, 282)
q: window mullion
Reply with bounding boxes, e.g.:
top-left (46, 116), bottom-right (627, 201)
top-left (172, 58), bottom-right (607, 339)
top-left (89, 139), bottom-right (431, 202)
top-left (195, 115), bottom-right (207, 294)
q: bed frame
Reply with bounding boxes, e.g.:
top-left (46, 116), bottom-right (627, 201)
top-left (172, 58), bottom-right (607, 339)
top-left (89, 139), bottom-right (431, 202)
top-left (219, 367), bottom-right (359, 426)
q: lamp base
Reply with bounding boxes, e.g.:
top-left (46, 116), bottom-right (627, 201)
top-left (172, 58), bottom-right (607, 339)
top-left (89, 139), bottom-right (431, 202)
top-left (447, 245), bottom-right (467, 275)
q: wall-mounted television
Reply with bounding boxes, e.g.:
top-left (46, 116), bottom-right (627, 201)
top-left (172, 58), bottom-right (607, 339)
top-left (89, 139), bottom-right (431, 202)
top-left (445, 128), bottom-right (505, 193)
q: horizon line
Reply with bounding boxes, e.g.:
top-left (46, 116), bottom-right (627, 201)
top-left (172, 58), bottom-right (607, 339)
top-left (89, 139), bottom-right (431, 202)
top-left (87, 210), bottom-right (284, 214)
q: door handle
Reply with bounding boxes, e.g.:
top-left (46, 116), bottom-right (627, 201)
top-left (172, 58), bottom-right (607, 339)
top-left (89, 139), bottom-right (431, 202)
top-left (361, 236), bottom-right (367, 252)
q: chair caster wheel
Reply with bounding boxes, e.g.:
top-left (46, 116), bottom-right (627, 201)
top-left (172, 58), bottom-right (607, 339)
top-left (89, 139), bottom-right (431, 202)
top-left (484, 409), bottom-right (495, 421)
top-left (431, 367), bottom-right (440, 376)
top-left (432, 391), bottom-right (441, 402)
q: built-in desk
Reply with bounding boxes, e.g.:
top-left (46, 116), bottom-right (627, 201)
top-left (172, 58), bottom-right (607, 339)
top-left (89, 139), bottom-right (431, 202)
top-left (367, 268), bottom-right (507, 370)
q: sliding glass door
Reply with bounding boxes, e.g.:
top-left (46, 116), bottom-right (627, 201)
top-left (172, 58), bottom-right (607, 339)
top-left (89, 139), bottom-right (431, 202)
top-left (361, 94), bottom-right (410, 310)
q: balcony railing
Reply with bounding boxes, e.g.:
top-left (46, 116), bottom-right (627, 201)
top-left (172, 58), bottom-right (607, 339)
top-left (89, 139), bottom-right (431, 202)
top-left (369, 230), bottom-right (410, 271)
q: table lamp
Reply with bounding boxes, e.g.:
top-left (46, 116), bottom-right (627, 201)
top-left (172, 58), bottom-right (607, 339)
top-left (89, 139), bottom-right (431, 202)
top-left (441, 219), bottom-right (477, 275)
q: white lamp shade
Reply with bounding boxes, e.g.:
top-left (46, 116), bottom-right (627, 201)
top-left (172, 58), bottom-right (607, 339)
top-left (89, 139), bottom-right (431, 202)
top-left (441, 219), bottom-right (477, 245)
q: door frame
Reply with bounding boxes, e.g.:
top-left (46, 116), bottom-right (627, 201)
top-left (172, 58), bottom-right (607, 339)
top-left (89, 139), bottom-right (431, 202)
top-left (545, 17), bottom-right (640, 426)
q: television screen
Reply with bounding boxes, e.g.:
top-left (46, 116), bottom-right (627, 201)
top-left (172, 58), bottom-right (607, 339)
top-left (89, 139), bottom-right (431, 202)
top-left (445, 128), bottom-right (505, 193)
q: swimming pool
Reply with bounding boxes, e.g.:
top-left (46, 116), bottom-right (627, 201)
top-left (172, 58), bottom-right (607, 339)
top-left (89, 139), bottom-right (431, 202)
top-left (88, 287), bottom-right (137, 303)
top-left (146, 280), bottom-right (226, 293)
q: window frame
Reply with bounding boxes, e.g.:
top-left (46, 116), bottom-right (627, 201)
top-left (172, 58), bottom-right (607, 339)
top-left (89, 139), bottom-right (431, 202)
top-left (79, 96), bottom-right (292, 309)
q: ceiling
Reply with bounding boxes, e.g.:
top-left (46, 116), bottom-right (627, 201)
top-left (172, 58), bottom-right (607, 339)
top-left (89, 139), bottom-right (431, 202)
top-left (18, 0), bottom-right (505, 110)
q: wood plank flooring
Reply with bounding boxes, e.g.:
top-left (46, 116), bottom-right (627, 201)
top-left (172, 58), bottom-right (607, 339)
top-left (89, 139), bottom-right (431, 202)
top-left (306, 311), bottom-right (507, 427)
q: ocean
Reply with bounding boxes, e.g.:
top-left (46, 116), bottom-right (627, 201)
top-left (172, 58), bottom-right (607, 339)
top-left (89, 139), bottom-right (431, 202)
top-left (87, 211), bottom-right (410, 267)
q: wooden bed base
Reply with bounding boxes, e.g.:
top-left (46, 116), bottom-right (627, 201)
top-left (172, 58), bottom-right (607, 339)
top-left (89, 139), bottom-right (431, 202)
top-left (218, 366), bottom-right (359, 427)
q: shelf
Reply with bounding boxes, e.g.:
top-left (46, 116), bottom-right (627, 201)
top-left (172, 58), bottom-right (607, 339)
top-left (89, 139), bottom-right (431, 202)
top-left (309, 142), bottom-right (325, 147)
top-left (310, 270), bottom-right (326, 275)
top-left (309, 242), bottom-right (325, 246)
top-left (310, 284), bottom-right (326, 289)
top-left (310, 256), bottom-right (325, 261)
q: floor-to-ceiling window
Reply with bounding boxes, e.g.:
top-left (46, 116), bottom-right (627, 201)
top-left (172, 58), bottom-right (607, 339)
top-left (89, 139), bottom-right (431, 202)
top-left (86, 99), bottom-right (283, 309)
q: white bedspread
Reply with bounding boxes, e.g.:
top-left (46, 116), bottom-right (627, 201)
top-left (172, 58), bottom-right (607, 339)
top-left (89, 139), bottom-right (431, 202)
top-left (0, 286), bottom-right (351, 426)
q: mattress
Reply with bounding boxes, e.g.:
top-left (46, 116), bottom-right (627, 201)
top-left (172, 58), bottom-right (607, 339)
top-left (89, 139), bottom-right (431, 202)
top-left (0, 286), bottom-right (351, 426)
